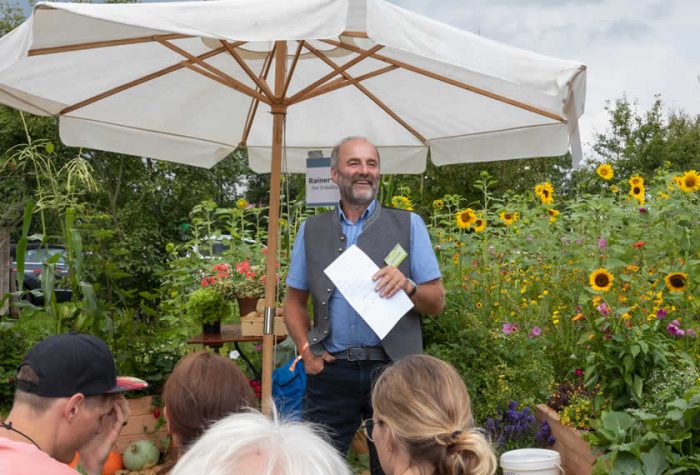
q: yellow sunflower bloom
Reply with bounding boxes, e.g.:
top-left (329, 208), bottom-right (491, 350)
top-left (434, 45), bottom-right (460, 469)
top-left (629, 175), bottom-right (644, 187)
top-left (610, 185), bottom-right (619, 193)
top-left (473, 216), bottom-right (487, 232)
top-left (629, 183), bottom-right (645, 205)
top-left (665, 272), bottom-right (688, 292)
top-left (547, 208), bottom-right (559, 223)
top-left (535, 182), bottom-right (554, 204)
top-left (236, 198), bottom-right (248, 209)
top-left (499, 211), bottom-right (519, 225)
top-left (677, 170), bottom-right (700, 192)
top-left (596, 164), bottom-right (614, 180)
top-left (391, 195), bottom-right (413, 210)
top-left (589, 268), bottom-right (614, 292)
top-left (456, 208), bottom-right (477, 229)
top-left (432, 199), bottom-right (445, 210)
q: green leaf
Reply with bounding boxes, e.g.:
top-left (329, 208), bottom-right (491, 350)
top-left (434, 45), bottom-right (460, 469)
top-left (601, 411), bottom-right (633, 436)
top-left (640, 445), bottom-right (668, 475)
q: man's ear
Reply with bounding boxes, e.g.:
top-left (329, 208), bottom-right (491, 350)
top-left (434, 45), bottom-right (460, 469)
top-left (330, 166), bottom-right (339, 185)
top-left (64, 393), bottom-right (86, 422)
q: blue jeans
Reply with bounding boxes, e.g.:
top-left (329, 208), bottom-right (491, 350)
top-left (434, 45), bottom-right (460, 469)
top-left (303, 359), bottom-right (387, 475)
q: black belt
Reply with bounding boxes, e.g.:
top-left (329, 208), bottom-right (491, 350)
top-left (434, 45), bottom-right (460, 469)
top-left (332, 347), bottom-right (388, 362)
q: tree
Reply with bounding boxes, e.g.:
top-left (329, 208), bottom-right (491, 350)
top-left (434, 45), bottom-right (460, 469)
top-left (590, 95), bottom-right (700, 176)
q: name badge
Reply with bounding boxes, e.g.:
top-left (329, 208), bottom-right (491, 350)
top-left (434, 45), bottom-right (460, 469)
top-left (384, 243), bottom-right (407, 267)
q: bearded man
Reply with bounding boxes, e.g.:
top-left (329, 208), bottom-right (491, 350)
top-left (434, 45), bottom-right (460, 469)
top-left (284, 136), bottom-right (444, 475)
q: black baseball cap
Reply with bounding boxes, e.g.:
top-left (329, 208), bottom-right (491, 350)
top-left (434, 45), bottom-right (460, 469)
top-left (16, 332), bottom-right (147, 397)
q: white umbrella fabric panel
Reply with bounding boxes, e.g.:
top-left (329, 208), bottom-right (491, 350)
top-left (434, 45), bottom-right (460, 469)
top-left (0, 0), bottom-right (586, 173)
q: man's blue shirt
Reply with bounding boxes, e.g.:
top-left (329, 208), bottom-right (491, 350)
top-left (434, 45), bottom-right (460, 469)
top-left (286, 200), bottom-right (441, 353)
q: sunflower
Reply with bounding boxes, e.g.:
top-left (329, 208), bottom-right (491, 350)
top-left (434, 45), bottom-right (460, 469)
top-left (432, 199), bottom-right (445, 210)
top-left (499, 211), bottom-right (519, 225)
top-left (535, 182), bottom-right (554, 204)
top-left (629, 175), bottom-right (644, 187)
top-left (589, 268), bottom-right (614, 292)
top-left (665, 272), bottom-right (688, 293)
top-left (391, 195), bottom-right (413, 210)
top-left (473, 215), bottom-right (487, 232)
top-left (236, 198), bottom-right (248, 209)
top-left (456, 208), bottom-right (477, 229)
top-left (677, 170), bottom-right (700, 192)
top-left (629, 183), bottom-right (645, 205)
top-left (547, 208), bottom-right (559, 223)
top-left (596, 163), bottom-right (614, 180)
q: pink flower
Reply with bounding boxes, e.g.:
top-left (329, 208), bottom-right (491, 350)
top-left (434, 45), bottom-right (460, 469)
top-left (502, 323), bottom-right (519, 335)
top-left (528, 327), bottom-right (542, 338)
top-left (656, 308), bottom-right (668, 319)
top-left (575, 368), bottom-right (584, 377)
top-left (597, 237), bottom-right (607, 250)
top-left (596, 302), bottom-right (611, 316)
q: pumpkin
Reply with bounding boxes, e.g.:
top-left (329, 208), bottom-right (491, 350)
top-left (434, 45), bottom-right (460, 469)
top-left (102, 450), bottom-right (124, 475)
top-left (122, 439), bottom-right (160, 471)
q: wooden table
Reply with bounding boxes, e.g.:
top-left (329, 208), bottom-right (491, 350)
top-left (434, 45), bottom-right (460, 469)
top-left (187, 324), bottom-right (286, 379)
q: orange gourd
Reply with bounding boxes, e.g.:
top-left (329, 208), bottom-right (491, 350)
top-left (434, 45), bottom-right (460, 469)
top-left (102, 450), bottom-right (124, 475)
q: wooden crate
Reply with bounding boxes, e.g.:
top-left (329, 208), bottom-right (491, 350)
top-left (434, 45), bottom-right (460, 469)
top-left (116, 396), bottom-right (169, 452)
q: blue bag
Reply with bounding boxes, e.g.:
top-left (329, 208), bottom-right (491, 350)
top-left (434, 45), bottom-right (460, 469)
top-left (272, 357), bottom-right (306, 420)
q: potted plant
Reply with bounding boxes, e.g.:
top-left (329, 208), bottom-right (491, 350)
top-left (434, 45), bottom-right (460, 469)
top-left (186, 286), bottom-right (226, 334)
top-left (203, 260), bottom-right (266, 317)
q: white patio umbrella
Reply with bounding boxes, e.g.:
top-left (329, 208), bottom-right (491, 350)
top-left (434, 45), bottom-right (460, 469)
top-left (0, 0), bottom-right (586, 412)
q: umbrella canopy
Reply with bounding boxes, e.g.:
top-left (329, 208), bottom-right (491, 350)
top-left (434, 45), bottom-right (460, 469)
top-left (0, 0), bottom-right (586, 413)
top-left (0, 0), bottom-right (586, 173)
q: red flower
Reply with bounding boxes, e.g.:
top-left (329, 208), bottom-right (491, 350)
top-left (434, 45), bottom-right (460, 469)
top-left (201, 277), bottom-right (209, 287)
top-left (632, 241), bottom-right (646, 249)
top-left (153, 407), bottom-right (161, 419)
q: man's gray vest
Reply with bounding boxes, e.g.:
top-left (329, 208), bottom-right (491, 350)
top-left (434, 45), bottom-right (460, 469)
top-left (304, 204), bottom-right (422, 361)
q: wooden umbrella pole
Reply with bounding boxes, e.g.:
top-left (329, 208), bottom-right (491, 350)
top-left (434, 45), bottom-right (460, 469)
top-left (261, 40), bottom-right (288, 416)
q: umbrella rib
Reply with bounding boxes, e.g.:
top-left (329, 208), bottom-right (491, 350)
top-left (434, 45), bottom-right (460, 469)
top-left (241, 45), bottom-right (275, 147)
top-left (61, 46), bottom-right (228, 115)
top-left (221, 41), bottom-right (275, 101)
top-left (289, 64), bottom-right (398, 105)
top-left (28, 33), bottom-right (192, 56)
top-left (321, 39), bottom-right (565, 123)
top-left (0, 86), bottom-right (55, 116)
top-left (303, 43), bottom-right (426, 144)
top-left (286, 44), bottom-right (384, 104)
top-left (157, 39), bottom-right (270, 104)
top-left (281, 40), bottom-right (305, 101)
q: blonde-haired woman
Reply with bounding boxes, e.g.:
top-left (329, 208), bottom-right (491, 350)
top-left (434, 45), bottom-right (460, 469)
top-left (366, 354), bottom-right (496, 475)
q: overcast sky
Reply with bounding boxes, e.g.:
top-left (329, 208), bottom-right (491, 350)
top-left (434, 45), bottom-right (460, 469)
top-left (13, 0), bottom-right (700, 162)
top-left (393, 0), bottom-right (700, 161)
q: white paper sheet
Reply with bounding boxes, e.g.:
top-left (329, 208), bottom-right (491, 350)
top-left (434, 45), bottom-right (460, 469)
top-left (323, 245), bottom-right (414, 339)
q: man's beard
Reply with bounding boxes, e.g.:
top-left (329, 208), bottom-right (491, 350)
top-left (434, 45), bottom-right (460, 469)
top-left (337, 172), bottom-right (378, 206)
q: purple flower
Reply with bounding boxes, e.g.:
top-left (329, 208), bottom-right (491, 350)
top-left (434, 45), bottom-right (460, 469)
top-left (656, 308), bottom-right (668, 319)
top-left (596, 302), bottom-right (611, 316)
top-left (597, 237), bottom-right (607, 250)
top-left (688, 329), bottom-right (696, 338)
top-left (639, 207), bottom-right (648, 213)
top-left (502, 323), bottom-right (519, 335)
top-left (529, 326), bottom-right (542, 338)
top-left (667, 320), bottom-right (685, 337)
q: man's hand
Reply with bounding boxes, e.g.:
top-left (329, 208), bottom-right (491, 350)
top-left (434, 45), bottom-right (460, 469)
top-left (78, 396), bottom-right (130, 475)
top-left (302, 348), bottom-right (336, 375)
top-left (372, 265), bottom-right (410, 298)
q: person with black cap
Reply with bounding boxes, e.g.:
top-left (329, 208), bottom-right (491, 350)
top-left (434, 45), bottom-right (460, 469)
top-left (0, 332), bottom-right (147, 475)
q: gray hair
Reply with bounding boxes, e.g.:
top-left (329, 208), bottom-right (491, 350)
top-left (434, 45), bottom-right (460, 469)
top-left (330, 136), bottom-right (380, 169)
top-left (171, 410), bottom-right (352, 475)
